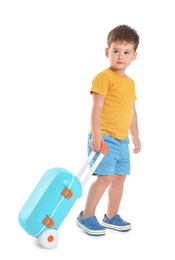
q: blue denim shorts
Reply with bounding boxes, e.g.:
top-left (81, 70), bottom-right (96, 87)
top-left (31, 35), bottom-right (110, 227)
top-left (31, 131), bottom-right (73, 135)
top-left (88, 133), bottom-right (130, 176)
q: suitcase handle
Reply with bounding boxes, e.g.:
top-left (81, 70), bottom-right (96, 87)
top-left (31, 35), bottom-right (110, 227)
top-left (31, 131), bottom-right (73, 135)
top-left (93, 143), bottom-right (108, 155)
top-left (77, 143), bottom-right (108, 188)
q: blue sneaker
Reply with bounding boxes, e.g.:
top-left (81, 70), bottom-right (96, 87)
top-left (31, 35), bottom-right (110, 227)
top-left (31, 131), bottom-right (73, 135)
top-left (76, 211), bottom-right (106, 236)
top-left (102, 214), bottom-right (132, 232)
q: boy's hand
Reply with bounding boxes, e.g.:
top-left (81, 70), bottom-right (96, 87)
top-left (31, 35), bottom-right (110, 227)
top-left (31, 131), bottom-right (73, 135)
top-left (131, 136), bottom-right (141, 154)
top-left (90, 134), bottom-right (105, 151)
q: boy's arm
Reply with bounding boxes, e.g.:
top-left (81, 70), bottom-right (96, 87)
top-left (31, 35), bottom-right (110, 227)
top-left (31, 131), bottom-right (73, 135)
top-left (129, 102), bottom-right (141, 154)
top-left (90, 92), bottom-right (105, 151)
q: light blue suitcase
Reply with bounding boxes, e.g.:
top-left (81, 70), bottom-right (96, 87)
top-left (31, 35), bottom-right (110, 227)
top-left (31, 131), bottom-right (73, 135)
top-left (18, 145), bottom-right (108, 249)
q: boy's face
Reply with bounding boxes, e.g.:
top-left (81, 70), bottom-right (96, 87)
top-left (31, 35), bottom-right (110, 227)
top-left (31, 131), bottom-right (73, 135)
top-left (105, 41), bottom-right (137, 74)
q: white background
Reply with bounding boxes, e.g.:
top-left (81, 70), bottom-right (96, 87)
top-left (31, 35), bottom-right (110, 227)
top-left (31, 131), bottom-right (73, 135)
top-left (1, 0), bottom-right (175, 259)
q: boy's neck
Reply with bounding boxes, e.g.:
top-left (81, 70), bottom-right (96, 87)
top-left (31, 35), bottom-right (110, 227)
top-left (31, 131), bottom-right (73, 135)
top-left (108, 67), bottom-right (127, 77)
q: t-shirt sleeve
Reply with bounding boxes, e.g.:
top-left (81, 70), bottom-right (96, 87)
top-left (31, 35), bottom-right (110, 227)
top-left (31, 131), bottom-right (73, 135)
top-left (90, 72), bottom-right (110, 96)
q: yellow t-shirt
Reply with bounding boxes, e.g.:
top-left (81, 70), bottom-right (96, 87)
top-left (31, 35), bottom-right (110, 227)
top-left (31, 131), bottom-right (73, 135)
top-left (90, 68), bottom-right (137, 140)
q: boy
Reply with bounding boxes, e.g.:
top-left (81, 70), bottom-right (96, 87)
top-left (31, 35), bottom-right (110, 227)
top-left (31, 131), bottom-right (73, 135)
top-left (76, 25), bottom-right (141, 235)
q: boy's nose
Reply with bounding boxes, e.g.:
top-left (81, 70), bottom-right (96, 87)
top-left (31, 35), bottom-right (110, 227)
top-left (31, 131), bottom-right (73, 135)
top-left (118, 53), bottom-right (123, 59)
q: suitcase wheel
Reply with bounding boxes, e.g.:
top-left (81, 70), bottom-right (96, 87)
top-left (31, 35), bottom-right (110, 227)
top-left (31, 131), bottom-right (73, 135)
top-left (39, 229), bottom-right (59, 249)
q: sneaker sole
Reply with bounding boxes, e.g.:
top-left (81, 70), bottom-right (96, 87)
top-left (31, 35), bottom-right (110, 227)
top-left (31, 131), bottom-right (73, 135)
top-left (101, 221), bottom-right (132, 232)
top-left (76, 220), bottom-right (106, 236)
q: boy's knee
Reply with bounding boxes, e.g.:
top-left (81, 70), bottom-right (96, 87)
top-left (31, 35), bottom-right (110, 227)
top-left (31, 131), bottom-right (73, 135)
top-left (98, 175), bottom-right (113, 186)
top-left (114, 174), bottom-right (126, 184)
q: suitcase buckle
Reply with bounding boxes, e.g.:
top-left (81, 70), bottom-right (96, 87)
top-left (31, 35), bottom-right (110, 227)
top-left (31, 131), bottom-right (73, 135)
top-left (43, 216), bottom-right (54, 227)
top-left (61, 187), bottom-right (73, 198)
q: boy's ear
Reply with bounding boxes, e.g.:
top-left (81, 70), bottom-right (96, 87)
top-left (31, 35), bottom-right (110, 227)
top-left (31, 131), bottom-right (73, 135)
top-left (105, 47), bottom-right (109, 58)
top-left (132, 52), bottom-right (138, 61)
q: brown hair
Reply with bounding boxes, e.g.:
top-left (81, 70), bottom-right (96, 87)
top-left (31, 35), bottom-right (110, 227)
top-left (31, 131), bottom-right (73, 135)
top-left (107, 25), bottom-right (139, 51)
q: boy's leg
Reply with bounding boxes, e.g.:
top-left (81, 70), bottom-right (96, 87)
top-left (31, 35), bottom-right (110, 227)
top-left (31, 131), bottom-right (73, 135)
top-left (76, 175), bottom-right (112, 236)
top-left (102, 174), bottom-right (132, 232)
top-left (82, 175), bottom-right (113, 219)
top-left (106, 174), bottom-right (126, 219)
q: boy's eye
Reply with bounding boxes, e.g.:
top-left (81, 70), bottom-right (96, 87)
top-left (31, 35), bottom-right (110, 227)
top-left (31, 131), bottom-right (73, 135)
top-left (113, 50), bottom-right (131, 55)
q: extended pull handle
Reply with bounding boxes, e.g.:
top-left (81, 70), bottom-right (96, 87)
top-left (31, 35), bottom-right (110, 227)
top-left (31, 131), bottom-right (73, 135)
top-left (77, 144), bottom-right (108, 188)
